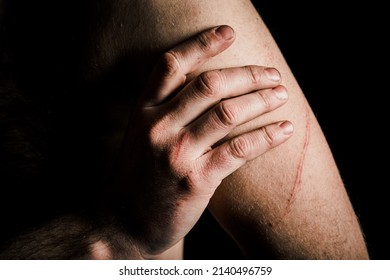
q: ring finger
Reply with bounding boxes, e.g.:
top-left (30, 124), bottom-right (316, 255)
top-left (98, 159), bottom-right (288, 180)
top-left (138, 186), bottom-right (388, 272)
top-left (185, 85), bottom-right (288, 155)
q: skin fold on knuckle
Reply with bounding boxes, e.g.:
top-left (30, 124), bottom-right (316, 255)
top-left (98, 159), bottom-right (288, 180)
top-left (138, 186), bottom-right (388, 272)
top-left (183, 165), bottom-right (209, 194)
top-left (159, 51), bottom-right (181, 79)
top-left (259, 125), bottom-right (276, 148)
top-left (196, 31), bottom-right (214, 53)
top-left (167, 130), bottom-right (192, 171)
top-left (257, 90), bottom-right (273, 111)
top-left (195, 70), bottom-right (222, 99)
top-left (214, 100), bottom-right (238, 128)
top-left (245, 65), bottom-right (263, 85)
top-left (228, 136), bottom-right (251, 159)
top-left (194, 158), bottom-right (221, 189)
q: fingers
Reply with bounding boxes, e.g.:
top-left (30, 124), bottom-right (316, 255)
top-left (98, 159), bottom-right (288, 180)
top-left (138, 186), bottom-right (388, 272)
top-left (187, 86), bottom-right (288, 153)
top-left (165, 65), bottom-right (282, 126)
top-left (200, 121), bottom-right (294, 185)
top-left (143, 25), bottom-right (235, 107)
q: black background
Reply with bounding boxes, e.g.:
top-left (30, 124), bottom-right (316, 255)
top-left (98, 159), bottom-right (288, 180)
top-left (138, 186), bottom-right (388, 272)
top-left (185, 1), bottom-right (388, 260)
top-left (0, 0), bottom-right (388, 259)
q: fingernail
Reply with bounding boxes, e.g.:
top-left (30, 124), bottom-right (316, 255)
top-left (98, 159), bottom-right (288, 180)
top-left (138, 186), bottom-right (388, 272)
top-left (215, 25), bottom-right (234, 40)
top-left (279, 121), bottom-right (294, 135)
top-left (274, 86), bottom-right (288, 100)
top-left (265, 67), bottom-right (281, 82)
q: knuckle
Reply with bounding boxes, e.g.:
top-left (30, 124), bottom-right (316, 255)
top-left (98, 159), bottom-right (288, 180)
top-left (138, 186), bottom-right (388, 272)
top-left (182, 166), bottom-right (204, 192)
top-left (260, 126), bottom-right (275, 148)
top-left (195, 70), bottom-right (223, 98)
top-left (148, 115), bottom-right (174, 148)
top-left (197, 32), bottom-right (214, 52)
top-left (257, 90), bottom-right (273, 110)
top-left (228, 136), bottom-right (250, 159)
top-left (148, 121), bottom-right (167, 148)
top-left (167, 130), bottom-right (191, 169)
top-left (246, 65), bottom-right (262, 84)
top-left (214, 101), bottom-right (238, 128)
top-left (159, 51), bottom-right (180, 78)
top-left (178, 165), bottom-right (208, 194)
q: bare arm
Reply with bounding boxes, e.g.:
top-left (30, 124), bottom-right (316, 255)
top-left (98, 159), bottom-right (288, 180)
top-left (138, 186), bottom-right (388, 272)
top-left (207, 2), bottom-right (368, 259)
top-left (1, 0), bottom-right (368, 259)
top-left (0, 23), bottom-right (291, 259)
top-left (84, 0), bottom-right (367, 259)
top-left (197, 1), bottom-right (368, 258)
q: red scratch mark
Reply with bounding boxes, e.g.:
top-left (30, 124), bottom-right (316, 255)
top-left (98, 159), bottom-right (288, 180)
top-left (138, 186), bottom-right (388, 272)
top-left (282, 104), bottom-right (311, 218)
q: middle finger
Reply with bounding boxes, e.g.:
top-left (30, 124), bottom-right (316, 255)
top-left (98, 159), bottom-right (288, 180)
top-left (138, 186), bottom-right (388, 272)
top-left (163, 65), bottom-right (282, 127)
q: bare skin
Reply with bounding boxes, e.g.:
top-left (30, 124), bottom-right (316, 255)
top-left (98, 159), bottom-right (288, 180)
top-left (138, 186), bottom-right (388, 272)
top-left (0, 26), bottom-right (292, 259)
top-left (83, 0), bottom-right (367, 259)
top-left (110, 26), bottom-right (293, 258)
top-left (0, 0), bottom-right (368, 259)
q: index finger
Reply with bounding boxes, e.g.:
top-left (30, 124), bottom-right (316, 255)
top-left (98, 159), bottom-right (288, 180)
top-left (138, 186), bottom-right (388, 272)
top-left (143, 25), bottom-right (235, 107)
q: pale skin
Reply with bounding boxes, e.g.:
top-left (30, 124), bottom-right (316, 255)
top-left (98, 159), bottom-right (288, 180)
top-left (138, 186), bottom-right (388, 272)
top-left (0, 26), bottom-right (292, 260)
top-left (89, 0), bottom-right (367, 259)
top-left (111, 26), bottom-right (293, 259)
top-left (0, 0), bottom-right (368, 259)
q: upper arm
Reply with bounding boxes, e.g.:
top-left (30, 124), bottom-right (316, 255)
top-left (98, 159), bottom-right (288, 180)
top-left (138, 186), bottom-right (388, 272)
top-left (188, 1), bottom-right (366, 259)
top-left (87, 0), bottom-right (368, 259)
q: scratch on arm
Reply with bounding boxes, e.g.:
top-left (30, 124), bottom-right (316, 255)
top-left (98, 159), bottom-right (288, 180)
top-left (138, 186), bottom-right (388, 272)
top-left (282, 104), bottom-right (311, 218)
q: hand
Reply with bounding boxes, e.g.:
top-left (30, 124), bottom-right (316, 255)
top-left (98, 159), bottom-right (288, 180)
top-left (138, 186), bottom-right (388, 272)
top-left (112, 25), bottom-right (293, 258)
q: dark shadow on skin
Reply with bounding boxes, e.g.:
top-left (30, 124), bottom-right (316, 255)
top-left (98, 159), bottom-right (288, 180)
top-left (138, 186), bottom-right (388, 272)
top-left (1, 0), bottom-right (387, 259)
top-left (0, 0), bottom-right (246, 258)
top-left (0, 0), bottom-right (143, 247)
